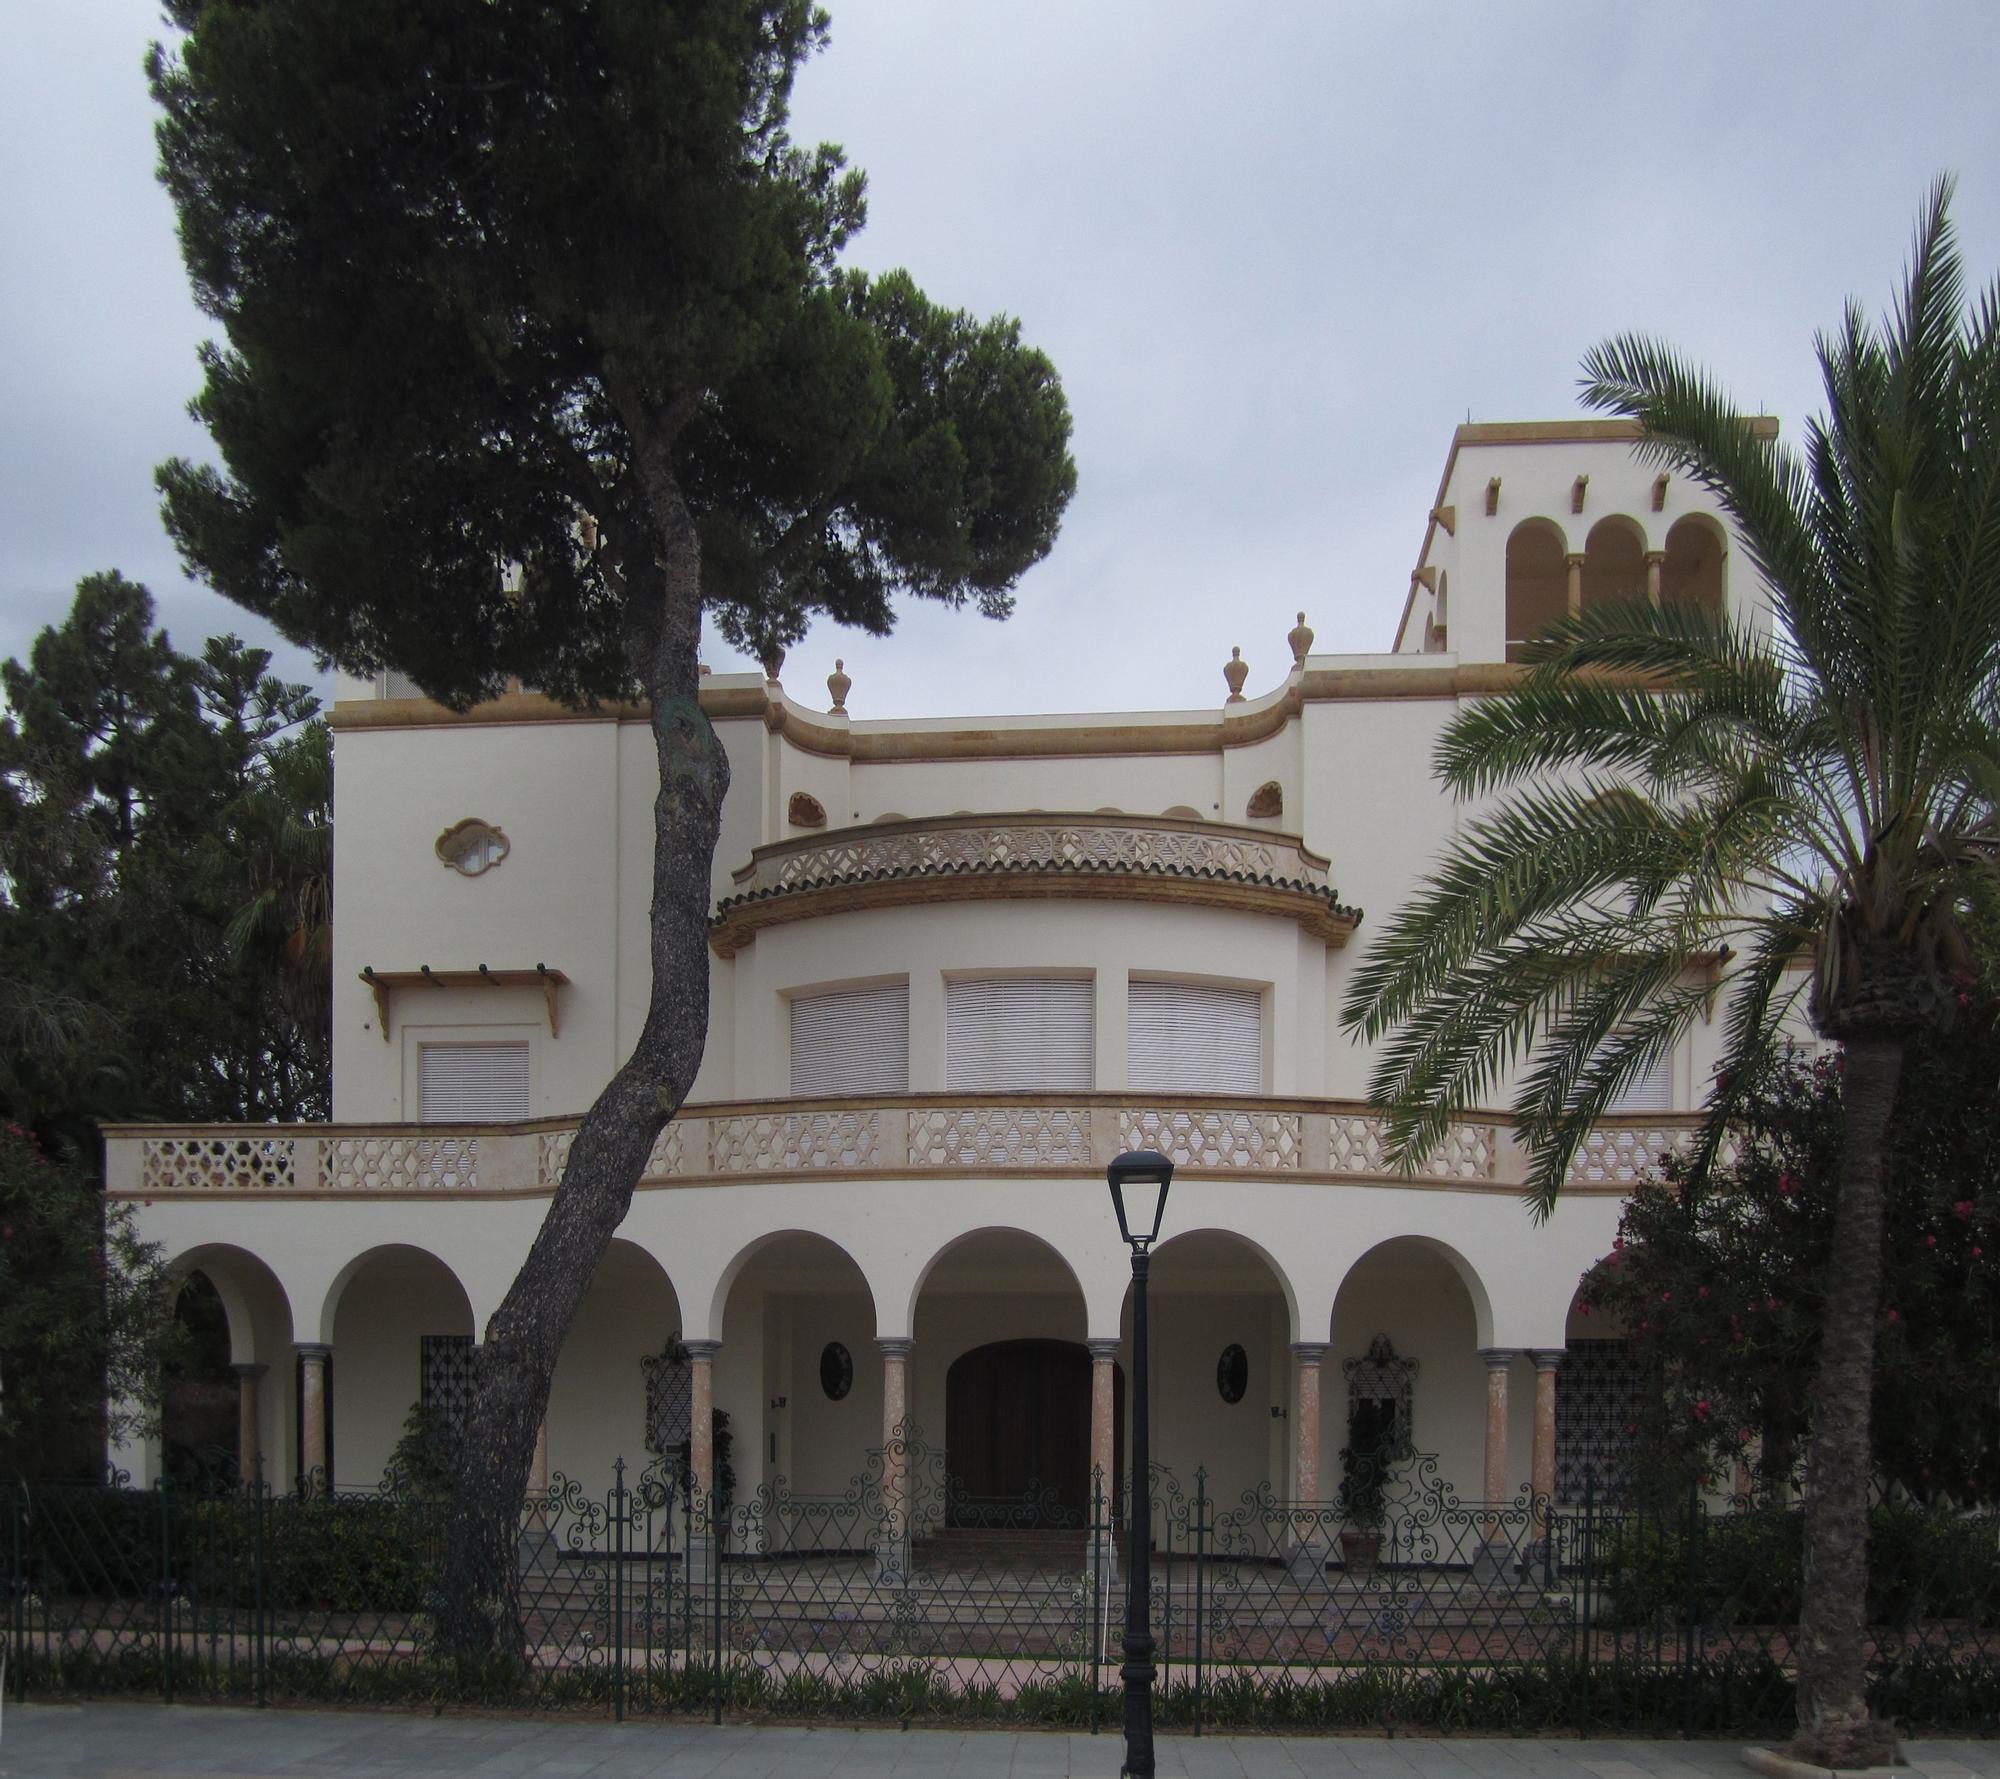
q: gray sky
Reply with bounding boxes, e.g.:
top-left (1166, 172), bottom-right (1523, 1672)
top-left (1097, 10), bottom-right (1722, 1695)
top-left (6, 2), bottom-right (1999, 721)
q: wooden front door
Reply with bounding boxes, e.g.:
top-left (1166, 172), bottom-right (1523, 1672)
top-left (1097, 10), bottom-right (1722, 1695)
top-left (946, 1338), bottom-right (1108, 1525)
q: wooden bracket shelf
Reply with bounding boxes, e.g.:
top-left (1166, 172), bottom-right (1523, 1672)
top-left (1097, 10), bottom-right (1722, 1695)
top-left (359, 966), bottom-right (569, 1042)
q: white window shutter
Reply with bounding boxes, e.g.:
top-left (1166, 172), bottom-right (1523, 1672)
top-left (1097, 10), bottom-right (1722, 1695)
top-left (418, 1042), bottom-right (531, 1121)
top-left (1608, 1047), bottom-right (1673, 1112)
top-left (789, 983), bottom-right (910, 1096)
top-left (946, 977), bottom-right (1094, 1092)
top-left (1128, 980), bottom-right (1263, 1094)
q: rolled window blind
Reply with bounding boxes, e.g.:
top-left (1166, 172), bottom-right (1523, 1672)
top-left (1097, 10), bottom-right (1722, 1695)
top-left (419, 1041), bottom-right (530, 1121)
top-left (946, 976), bottom-right (1093, 1092)
top-left (1128, 980), bottom-right (1263, 1094)
top-left (790, 982), bottom-right (909, 1096)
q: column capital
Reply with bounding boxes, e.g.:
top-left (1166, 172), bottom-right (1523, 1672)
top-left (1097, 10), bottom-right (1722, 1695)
top-left (1644, 549), bottom-right (1668, 564)
top-left (682, 1338), bottom-right (721, 1361)
top-left (1564, 552), bottom-right (1587, 568)
top-left (1478, 1347), bottom-right (1520, 1371)
top-left (1290, 1341), bottom-right (1329, 1364)
top-left (294, 1342), bottom-right (332, 1363)
top-left (876, 1336), bottom-right (914, 1359)
top-left (1530, 1348), bottom-right (1565, 1373)
top-left (230, 1361), bottom-right (269, 1380)
top-left (1086, 1337), bottom-right (1121, 1361)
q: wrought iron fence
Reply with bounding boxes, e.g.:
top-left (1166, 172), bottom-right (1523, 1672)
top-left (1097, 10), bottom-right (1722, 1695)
top-left (9, 1428), bottom-right (2000, 1736)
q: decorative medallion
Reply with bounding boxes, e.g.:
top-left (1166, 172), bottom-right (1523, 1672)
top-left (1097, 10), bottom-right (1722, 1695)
top-left (435, 818), bottom-right (510, 877)
top-left (819, 1340), bottom-right (853, 1402)
top-left (788, 791), bottom-right (828, 830)
top-left (1216, 1343), bottom-right (1249, 1404)
top-left (1343, 1333), bottom-right (1418, 1461)
top-left (1246, 780), bottom-right (1283, 820)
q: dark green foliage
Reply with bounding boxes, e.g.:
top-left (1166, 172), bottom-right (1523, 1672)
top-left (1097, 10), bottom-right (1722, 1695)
top-left (0, 1129), bottom-right (184, 1481)
top-left (1583, 1038), bottom-right (2000, 1505)
top-left (0, 572), bottom-right (330, 1147)
top-left (147, 0), bottom-right (1075, 710)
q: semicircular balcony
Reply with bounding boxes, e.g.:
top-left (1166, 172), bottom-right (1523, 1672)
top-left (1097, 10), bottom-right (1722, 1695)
top-left (708, 812), bottom-right (1361, 957)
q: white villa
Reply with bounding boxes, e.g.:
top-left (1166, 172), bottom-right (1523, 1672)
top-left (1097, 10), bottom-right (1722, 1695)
top-left (108, 417), bottom-right (1770, 1542)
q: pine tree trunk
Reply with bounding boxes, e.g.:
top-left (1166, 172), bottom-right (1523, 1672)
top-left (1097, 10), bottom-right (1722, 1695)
top-left (1790, 1032), bottom-right (1902, 1767)
top-left (435, 442), bottom-right (723, 1661)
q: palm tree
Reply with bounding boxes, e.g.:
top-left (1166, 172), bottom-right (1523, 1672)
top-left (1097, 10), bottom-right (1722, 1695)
top-left (1341, 178), bottom-right (2000, 1768)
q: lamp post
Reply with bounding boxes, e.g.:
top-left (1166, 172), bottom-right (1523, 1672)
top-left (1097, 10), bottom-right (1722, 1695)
top-left (1106, 1148), bottom-right (1172, 1779)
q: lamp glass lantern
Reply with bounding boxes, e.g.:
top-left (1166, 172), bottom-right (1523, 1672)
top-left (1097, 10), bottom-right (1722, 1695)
top-left (1106, 1147), bottom-right (1174, 1253)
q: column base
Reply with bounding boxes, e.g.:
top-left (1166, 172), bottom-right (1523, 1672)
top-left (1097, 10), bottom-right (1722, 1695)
top-left (1086, 1530), bottom-right (1118, 1586)
top-left (1469, 1537), bottom-right (1513, 1586)
top-left (685, 1534), bottom-right (720, 1585)
top-left (1287, 1539), bottom-right (1330, 1585)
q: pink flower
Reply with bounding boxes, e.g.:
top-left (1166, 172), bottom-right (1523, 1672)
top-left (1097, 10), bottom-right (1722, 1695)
top-left (1662, 1290), bottom-right (1672, 1303)
top-left (1693, 1399), bottom-right (1712, 1422)
top-left (1956, 1201), bottom-right (1976, 1221)
top-left (1697, 1285), bottom-right (1708, 1298)
top-left (1886, 1309), bottom-right (1899, 1324)
top-left (1778, 1172), bottom-right (1795, 1195)
top-left (1927, 1235), bottom-right (1938, 1249)
top-left (1976, 1247), bottom-right (1986, 1260)
top-left (1740, 1428), bottom-right (1754, 1444)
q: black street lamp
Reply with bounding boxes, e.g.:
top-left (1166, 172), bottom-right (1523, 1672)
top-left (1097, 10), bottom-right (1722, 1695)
top-left (1106, 1147), bottom-right (1172, 1779)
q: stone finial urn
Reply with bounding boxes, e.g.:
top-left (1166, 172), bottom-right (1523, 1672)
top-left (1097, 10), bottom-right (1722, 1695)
top-left (1287, 610), bottom-right (1314, 667)
top-left (827, 658), bottom-right (851, 713)
top-left (1223, 646), bottom-right (1250, 703)
top-left (759, 644), bottom-right (786, 683)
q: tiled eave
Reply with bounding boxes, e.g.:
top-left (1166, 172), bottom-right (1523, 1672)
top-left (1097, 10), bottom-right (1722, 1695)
top-left (709, 857), bottom-right (1359, 957)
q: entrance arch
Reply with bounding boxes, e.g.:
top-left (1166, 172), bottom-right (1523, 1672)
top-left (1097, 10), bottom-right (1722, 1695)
top-left (945, 1338), bottom-right (1121, 1524)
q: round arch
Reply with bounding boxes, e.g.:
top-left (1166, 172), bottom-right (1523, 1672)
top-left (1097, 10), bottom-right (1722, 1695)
top-left (1662, 513), bottom-right (1727, 616)
top-left (1330, 1233), bottom-right (1496, 1348)
top-left (314, 1242), bottom-right (474, 1346)
top-left (1581, 514), bottom-right (1649, 612)
top-left (166, 1243), bottom-right (295, 1365)
top-left (1504, 518), bottom-right (1569, 659)
top-left (708, 1228), bottom-right (876, 1340)
top-left (1132, 1224), bottom-right (1301, 1341)
top-left (904, 1224), bottom-right (1087, 1337)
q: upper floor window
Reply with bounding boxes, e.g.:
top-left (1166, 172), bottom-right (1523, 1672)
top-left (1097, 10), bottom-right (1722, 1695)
top-left (418, 1041), bottom-right (530, 1122)
top-left (1128, 979), bottom-right (1263, 1094)
top-left (1607, 1046), bottom-right (1672, 1113)
top-left (789, 982), bottom-right (909, 1097)
top-left (946, 976), bottom-right (1093, 1093)
top-left (1661, 515), bottom-right (1725, 617)
top-left (1504, 519), bottom-right (1569, 661)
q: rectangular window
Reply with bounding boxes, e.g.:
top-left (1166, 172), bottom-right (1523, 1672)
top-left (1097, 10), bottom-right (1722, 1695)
top-left (418, 1041), bottom-right (530, 1121)
top-left (419, 1334), bottom-right (474, 1443)
top-left (946, 975), bottom-right (1093, 1092)
top-left (1607, 1048), bottom-right (1672, 1113)
top-left (1128, 979), bottom-right (1263, 1094)
top-left (789, 982), bottom-right (910, 1096)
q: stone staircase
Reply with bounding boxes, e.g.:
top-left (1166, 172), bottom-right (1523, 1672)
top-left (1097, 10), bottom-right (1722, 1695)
top-left (912, 1527), bottom-right (1095, 1572)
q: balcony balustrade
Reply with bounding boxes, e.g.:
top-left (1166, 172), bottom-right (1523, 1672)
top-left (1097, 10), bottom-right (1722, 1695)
top-left (709, 813), bottom-right (1363, 956)
top-left (105, 1096), bottom-right (1701, 1199)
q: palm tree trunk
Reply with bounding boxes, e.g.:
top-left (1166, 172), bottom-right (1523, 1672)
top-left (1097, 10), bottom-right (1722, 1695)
top-left (1791, 1032), bottom-right (1902, 1767)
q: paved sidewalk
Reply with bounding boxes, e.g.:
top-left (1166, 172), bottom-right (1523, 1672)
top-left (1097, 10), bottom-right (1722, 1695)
top-left (1, 1706), bottom-right (1996, 1779)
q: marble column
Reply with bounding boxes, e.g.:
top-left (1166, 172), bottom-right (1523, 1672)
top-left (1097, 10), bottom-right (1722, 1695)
top-left (296, 1344), bottom-right (331, 1494)
top-left (231, 1362), bottom-right (266, 1488)
top-left (1475, 1348), bottom-right (1517, 1583)
top-left (684, 1339), bottom-right (720, 1580)
top-left (1289, 1342), bottom-right (1329, 1581)
top-left (519, 1416), bottom-right (555, 1570)
top-left (876, 1337), bottom-right (913, 1583)
top-left (1087, 1338), bottom-right (1121, 1578)
top-left (1565, 552), bottom-right (1586, 617)
top-left (1645, 549), bottom-right (1666, 607)
top-left (1530, 1350), bottom-right (1562, 1553)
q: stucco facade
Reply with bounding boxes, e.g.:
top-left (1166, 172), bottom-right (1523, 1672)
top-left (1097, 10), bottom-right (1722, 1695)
top-left (107, 417), bottom-right (1775, 1546)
